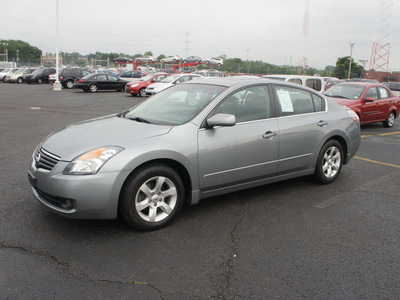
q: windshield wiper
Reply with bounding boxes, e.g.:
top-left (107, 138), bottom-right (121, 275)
top-left (129, 117), bottom-right (153, 124)
top-left (327, 95), bottom-right (350, 99)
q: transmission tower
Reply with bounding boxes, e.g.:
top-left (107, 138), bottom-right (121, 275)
top-left (298, 0), bottom-right (310, 74)
top-left (369, 0), bottom-right (394, 71)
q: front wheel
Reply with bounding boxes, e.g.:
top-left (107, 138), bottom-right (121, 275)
top-left (37, 78), bottom-right (42, 84)
top-left (383, 111), bottom-right (395, 128)
top-left (89, 84), bottom-right (98, 92)
top-left (120, 164), bottom-right (185, 231)
top-left (17, 77), bottom-right (23, 83)
top-left (314, 140), bottom-right (343, 184)
top-left (139, 88), bottom-right (146, 97)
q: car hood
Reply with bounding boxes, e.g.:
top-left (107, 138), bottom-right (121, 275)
top-left (326, 97), bottom-right (357, 107)
top-left (41, 114), bottom-right (172, 161)
top-left (146, 82), bottom-right (171, 92)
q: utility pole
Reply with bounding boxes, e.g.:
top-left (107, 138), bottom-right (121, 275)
top-left (359, 59), bottom-right (368, 77)
top-left (184, 31), bottom-right (190, 58)
top-left (348, 42), bottom-right (355, 79)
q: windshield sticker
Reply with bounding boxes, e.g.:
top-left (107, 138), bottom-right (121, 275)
top-left (277, 90), bottom-right (294, 112)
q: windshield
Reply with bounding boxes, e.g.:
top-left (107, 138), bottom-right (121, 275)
top-left (124, 83), bottom-right (226, 125)
top-left (324, 84), bottom-right (365, 99)
top-left (2, 68), bottom-right (11, 73)
top-left (161, 74), bottom-right (181, 83)
top-left (140, 74), bottom-right (153, 81)
top-left (31, 69), bottom-right (44, 75)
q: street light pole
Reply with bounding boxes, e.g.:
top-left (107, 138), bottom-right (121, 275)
top-left (348, 42), bottom-right (355, 79)
top-left (359, 59), bottom-right (368, 78)
top-left (16, 50), bottom-right (19, 65)
top-left (53, 0), bottom-right (61, 91)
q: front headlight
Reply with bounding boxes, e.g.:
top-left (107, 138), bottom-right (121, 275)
top-left (63, 146), bottom-right (124, 175)
top-left (130, 83), bottom-right (139, 88)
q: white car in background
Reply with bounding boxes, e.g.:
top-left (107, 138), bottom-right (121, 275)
top-left (145, 74), bottom-right (203, 96)
top-left (0, 68), bottom-right (18, 82)
top-left (6, 67), bottom-right (36, 83)
top-left (160, 55), bottom-right (181, 64)
top-left (204, 57), bottom-right (224, 66)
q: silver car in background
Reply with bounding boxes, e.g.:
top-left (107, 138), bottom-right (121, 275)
top-left (28, 78), bottom-right (361, 231)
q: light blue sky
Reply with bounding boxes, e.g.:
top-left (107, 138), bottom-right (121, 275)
top-left (1, 0), bottom-right (399, 70)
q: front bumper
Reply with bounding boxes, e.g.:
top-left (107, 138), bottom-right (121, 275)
top-left (28, 161), bottom-right (123, 219)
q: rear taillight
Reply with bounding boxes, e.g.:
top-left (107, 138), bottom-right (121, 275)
top-left (346, 109), bottom-right (360, 124)
top-left (59, 76), bottom-right (64, 80)
top-left (78, 79), bottom-right (83, 83)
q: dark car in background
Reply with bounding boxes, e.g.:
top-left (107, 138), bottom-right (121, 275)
top-left (25, 68), bottom-right (56, 84)
top-left (325, 82), bottom-right (400, 127)
top-left (73, 73), bottom-right (128, 92)
top-left (119, 70), bottom-right (147, 81)
top-left (59, 68), bottom-right (92, 89)
top-left (382, 82), bottom-right (400, 91)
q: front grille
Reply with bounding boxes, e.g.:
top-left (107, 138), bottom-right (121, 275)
top-left (34, 147), bottom-right (61, 171)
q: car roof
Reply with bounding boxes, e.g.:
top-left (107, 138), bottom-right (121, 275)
top-left (335, 82), bottom-right (385, 87)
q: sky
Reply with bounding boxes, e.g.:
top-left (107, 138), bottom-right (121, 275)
top-left (1, 0), bottom-right (399, 71)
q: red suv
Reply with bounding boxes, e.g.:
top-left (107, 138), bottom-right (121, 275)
top-left (325, 82), bottom-right (400, 127)
top-left (125, 73), bottom-right (169, 97)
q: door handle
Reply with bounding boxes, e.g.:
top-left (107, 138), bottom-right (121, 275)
top-left (262, 131), bottom-right (276, 139)
top-left (317, 120), bottom-right (328, 127)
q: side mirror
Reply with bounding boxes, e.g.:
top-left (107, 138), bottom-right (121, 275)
top-left (364, 97), bottom-right (375, 103)
top-left (206, 113), bottom-right (236, 128)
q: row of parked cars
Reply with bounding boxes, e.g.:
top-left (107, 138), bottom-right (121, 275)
top-left (131, 55), bottom-right (224, 66)
top-left (2, 66), bottom-right (399, 128)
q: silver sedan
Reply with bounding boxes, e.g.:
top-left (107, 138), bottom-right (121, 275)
top-left (28, 78), bottom-right (361, 231)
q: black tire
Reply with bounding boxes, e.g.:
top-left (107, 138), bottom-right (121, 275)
top-left (314, 140), bottom-right (343, 184)
top-left (120, 163), bottom-right (185, 231)
top-left (89, 84), bottom-right (97, 92)
top-left (65, 80), bottom-right (74, 89)
top-left (37, 78), bottom-right (42, 84)
top-left (383, 111), bottom-right (395, 128)
top-left (139, 88), bottom-right (146, 97)
top-left (17, 77), bottom-right (23, 83)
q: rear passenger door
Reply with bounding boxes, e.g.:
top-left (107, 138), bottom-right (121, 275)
top-left (273, 85), bottom-right (328, 174)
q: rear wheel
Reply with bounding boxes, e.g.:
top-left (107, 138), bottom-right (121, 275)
top-left (89, 84), bottom-right (98, 92)
top-left (314, 140), bottom-right (343, 184)
top-left (120, 164), bottom-right (185, 231)
top-left (37, 78), bottom-right (42, 84)
top-left (383, 111), bottom-right (395, 128)
top-left (65, 80), bottom-right (74, 89)
top-left (17, 77), bottom-right (23, 83)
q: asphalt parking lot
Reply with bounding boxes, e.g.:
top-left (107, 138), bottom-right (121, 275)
top-left (1, 82), bottom-right (399, 299)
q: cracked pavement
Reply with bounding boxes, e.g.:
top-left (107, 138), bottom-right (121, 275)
top-left (1, 83), bottom-right (400, 299)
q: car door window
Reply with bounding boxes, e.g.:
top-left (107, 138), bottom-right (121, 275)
top-left (365, 87), bottom-right (378, 100)
top-left (288, 78), bottom-right (302, 85)
top-left (275, 86), bottom-right (314, 116)
top-left (97, 75), bottom-right (107, 81)
top-left (214, 86), bottom-right (271, 122)
top-left (378, 87), bottom-right (389, 99)
top-left (306, 79), bottom-right (322, 91)
top-left (312, 94), bottom-right (326, 111)
top-left (107, 75), bottom-right (118, 81)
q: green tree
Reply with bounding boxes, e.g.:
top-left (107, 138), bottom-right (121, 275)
top-left (332, 56), bottom-right (363, 79)
top-left (0, 39), bottom-right (41, 64)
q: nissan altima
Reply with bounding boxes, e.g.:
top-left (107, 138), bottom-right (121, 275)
top-left (28, 78), bottom-right (361, 231)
